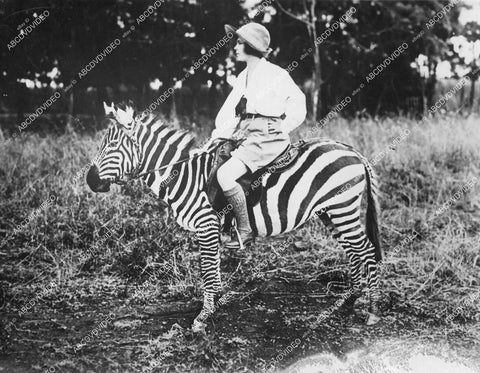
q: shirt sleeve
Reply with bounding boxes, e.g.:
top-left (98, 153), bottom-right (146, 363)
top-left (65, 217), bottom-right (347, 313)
top-left (278, 71), bottom-right (307, 134)
top-left (213, 72), bottom-right (245, 139)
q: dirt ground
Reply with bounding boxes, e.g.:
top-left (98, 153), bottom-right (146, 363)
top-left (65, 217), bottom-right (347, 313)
top-left (1, 245), bottom-right (479, 373)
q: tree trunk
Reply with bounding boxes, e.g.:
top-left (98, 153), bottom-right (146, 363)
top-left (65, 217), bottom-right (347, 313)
top-left (277, 0), bottom-right (320, 119)
top-left (312, 48), bottom-right (321, 120)
top-left (460, 81), bottom-right (466, 112)
top-left (426, 59), bottom-right (437, 111)
top-left (309, 0), bottom-right (321, 120)
top-left (374, 84), bottom-right (386, 116)
top-left (66, 90), bottom-right (75, 134)
top-left (469, 76), bottom-right (476, 112)
top-left (420, 78), bottom-right (427, 115)
top-left (15, 82), bottom-right (28, 125)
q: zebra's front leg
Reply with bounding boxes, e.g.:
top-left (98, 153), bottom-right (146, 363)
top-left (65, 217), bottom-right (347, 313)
top-left (192, 219), bottom-right (222, 333)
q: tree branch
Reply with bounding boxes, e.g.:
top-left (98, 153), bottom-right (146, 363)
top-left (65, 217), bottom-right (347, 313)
top-left (276, 0), bottom-right (313, 28)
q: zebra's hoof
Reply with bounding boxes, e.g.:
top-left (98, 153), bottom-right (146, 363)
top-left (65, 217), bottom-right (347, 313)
top-left (365, 312), bottom-right (381, 325)
top-left (192, 319), bottom-right (207, 333)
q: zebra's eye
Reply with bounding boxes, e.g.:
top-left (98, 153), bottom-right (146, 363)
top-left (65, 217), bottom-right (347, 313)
top-left (107, 140), bottom-right (119, 148)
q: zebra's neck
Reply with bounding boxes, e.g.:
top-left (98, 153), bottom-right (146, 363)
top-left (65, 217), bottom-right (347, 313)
top-left (135, 118), bottom-right (215, 203)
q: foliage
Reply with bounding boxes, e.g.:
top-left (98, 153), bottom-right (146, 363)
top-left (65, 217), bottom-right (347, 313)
top-left (0, 0), bottom-right (474, 123)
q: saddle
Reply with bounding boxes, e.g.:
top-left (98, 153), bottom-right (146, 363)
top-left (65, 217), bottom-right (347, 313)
top-left (206, 138), bottom-right (308, 233)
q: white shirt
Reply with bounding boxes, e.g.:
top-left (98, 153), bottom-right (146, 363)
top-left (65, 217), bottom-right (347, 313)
top-left (213, 57), bottom-right (307, 138)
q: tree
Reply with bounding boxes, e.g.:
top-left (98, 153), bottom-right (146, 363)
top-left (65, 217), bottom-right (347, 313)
top-left (462, 21), bottom-right (480, 110)
top-left (244, 0), bottom-right (463, 118)
top-left (0, 0), bottom-right (467, 128)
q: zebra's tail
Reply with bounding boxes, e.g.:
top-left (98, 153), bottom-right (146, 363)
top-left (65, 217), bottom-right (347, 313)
top-left (362, 157), bottom-right (382, 262)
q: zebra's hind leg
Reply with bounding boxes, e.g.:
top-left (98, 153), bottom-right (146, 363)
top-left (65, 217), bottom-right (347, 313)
top-left (317, 209), bottom-right (381, 325)
top-left (340, 239), bottom-right (381, 325)
top-left (363, 250), bottom-right (382, 325)
top-left (316, 211), bottom-right (363, 312)
top-left (341, 254), bottom-right (364, 312)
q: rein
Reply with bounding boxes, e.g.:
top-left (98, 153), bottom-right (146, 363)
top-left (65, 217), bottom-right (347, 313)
top-left (112, 137), bottom-right (243, 185)
top-left (126, 155), bottom-right (201, 180)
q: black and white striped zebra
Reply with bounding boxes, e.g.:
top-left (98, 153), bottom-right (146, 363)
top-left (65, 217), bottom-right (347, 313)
top-left (86, 103), bottom-right (383, 330)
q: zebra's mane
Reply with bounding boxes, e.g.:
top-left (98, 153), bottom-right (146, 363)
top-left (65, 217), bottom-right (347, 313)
top-left (137, 114), bottom-right (197, 159)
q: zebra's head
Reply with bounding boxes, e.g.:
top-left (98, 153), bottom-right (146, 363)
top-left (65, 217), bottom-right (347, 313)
top-left (87, 102), bottom-right (143, 193)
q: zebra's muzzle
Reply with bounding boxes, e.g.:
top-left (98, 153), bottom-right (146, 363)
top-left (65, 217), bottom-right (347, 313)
top-left (86, 165), bottom-right (111, 193)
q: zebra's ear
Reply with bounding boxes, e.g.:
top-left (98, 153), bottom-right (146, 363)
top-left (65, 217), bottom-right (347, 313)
top-left (103, 101), bottom-right (135, 130)
top-left (103, 101), bottom-right (115, 116)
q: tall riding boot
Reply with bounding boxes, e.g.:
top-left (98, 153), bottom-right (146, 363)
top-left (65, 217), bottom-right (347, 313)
top-left (223, 184), bottom-right (254, 249)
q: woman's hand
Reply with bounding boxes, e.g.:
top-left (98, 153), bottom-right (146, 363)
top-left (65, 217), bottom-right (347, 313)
top-left (211, 125), bottom-right (237, 140)
top-left (211, 128), bottom-right (222, 139)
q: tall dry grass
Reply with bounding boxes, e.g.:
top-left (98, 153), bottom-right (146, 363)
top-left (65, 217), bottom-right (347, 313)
top-left (0, 114), bottom-right (479, 321)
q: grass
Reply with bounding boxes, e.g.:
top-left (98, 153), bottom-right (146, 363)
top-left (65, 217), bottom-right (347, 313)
top-left (0, 114), bottom-right (479, 372)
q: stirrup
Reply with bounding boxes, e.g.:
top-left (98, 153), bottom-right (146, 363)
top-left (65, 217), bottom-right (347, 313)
top-left (225, 226), bottom-right (254, 250)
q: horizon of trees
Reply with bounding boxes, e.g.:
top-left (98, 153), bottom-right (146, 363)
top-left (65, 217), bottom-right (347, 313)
top-left (0, 0), bottom-right (479, 131)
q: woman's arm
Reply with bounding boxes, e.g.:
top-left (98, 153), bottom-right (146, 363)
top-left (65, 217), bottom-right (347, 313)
top-left (212, 72), bottom-right (245, 139)
top-left (278, 72), bottom-right (307, 135)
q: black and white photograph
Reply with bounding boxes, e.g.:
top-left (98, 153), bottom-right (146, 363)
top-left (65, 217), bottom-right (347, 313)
top-left (0, 0), bottom-right (479, 371)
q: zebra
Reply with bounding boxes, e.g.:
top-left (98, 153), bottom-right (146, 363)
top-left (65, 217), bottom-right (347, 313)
top-left (86, 102), bottom-right (383, 331)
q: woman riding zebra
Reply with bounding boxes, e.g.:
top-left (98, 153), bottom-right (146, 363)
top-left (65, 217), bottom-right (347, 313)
top-left (212, 22), bottom-right (307, 250)
top-left (86, 23), bottom-right (382, 332)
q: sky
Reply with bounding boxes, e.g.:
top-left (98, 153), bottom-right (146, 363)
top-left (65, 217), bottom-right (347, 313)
top-left (459, 0), bottom-right (480, 25)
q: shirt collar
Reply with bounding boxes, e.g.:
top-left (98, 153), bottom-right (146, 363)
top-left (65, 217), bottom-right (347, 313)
top-left (248, 57), bottom-right (267, 78)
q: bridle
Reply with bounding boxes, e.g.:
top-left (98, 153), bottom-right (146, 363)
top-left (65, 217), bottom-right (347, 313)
top-left (99, 121), bottom-right (144, 185)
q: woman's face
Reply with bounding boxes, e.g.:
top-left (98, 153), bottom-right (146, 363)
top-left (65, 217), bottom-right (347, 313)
top-left (234, 39), bottom-right (248, 61)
